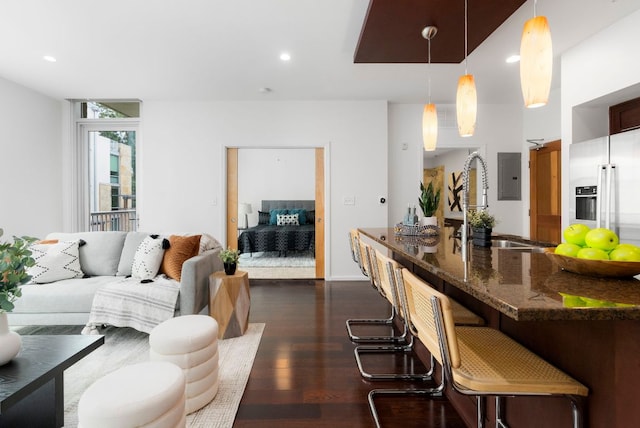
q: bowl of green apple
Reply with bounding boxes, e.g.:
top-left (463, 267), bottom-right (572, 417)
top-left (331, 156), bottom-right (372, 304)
top-left (545, 225), bottom-right (640, 278)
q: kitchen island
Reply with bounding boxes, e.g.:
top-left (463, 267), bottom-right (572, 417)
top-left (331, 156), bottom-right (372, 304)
top-left (359, 227), bottom-right (640, 428)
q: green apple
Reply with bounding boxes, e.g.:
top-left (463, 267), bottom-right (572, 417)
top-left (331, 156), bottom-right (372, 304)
top-left (614, 243), bottom-right (640, 254)
top-left (555, 243), bottom-right (582, 258)
top-left (609, 246), bottom-right (640, 262)
top-left (577, 247), bottom-right (610, 260)
top-left (584, 228), bottom-right (619, 252)
top-left (563, 224), bottom-right (590, 246)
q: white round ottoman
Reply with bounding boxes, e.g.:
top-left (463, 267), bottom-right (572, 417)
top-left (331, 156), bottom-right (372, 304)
top-left (149, 315), bottom-right (220, 414)
top-left (78, 361), bottom-right (186, 428)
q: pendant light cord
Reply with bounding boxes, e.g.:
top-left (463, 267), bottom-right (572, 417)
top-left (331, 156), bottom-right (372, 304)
top-left (533, 0), bottom-right (538, 17)
top-left (428, 37), bottom-right (432, 103)
top-left (464, 0), bottom-right (468, 74)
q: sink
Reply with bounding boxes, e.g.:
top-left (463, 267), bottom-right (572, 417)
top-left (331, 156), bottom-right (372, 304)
top-left (492, 239), bottom-right (551, 253)
top-left (492, 239), bottom-right (533, 248)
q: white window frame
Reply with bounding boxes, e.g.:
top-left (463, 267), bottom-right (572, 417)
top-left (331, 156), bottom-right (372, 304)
top-left (64, 105), bottom-right (139, 232)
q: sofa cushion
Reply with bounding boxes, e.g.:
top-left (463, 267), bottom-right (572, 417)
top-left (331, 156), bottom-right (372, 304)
top-left (28, 240), bottom-right (84, 284)
top-left (117, 232), bottom-right (152, 276)
top-left (132, 236), bottom-right (168, 280)
top-left (47, 232), bottom-right (127, 276)
top-left (161, 235), bottom-right (201, 281)
top-left (12, 276), bottom-right (119, 314)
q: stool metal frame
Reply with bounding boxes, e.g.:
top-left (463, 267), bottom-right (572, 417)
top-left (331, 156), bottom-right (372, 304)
top-left (353, 250), bottom-right (431, 381)
top-left (346, 234), bottom-right (406, 344)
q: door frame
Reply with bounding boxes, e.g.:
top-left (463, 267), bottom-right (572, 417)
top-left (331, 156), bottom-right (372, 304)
top-left (222, 144), bottom-right (330, 279)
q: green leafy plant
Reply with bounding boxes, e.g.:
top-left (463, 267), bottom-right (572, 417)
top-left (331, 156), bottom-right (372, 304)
top-left (467, 210), bottom-right (497, 229)
top-left (219, 247), bottom-right (240, 264)
top-left (419, 181), bottom-right (441, 217)
top-left (0, 230), bottom-right (37, 312)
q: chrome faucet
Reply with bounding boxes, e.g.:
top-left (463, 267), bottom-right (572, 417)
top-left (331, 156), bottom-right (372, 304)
top-left (461, 151), bottom-right (489, 263)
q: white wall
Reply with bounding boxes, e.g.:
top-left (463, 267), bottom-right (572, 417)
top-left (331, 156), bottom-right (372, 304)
top-left (238, 148), bottom-right (315, 228)
top-left (0, 77), bottom-right (63, 239)
top-left (388, 103), bottom-right (524, 236)
top-left (560, 8), bottom-right (640, 231)
top-left (140, 100), bottom-right (388, 280)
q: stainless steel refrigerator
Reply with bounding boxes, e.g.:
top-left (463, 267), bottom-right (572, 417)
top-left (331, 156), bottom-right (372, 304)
top-left (569, 128), bottom-right (640, 246)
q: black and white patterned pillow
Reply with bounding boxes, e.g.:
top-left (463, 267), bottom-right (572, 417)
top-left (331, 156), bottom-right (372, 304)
top-left (132, 236), bottom-right (169, 280)
top-left (28, 240), bottom-right (84, 283)
top-left (276, 213), bottom-right (299, 226)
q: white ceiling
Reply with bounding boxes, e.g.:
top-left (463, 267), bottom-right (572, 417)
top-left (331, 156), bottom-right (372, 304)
top-left (0, 0), bottom-right (639, 104)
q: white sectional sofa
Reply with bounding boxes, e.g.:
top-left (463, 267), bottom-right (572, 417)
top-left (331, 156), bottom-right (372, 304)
top-left (8, 231), bottom-right (223, 329)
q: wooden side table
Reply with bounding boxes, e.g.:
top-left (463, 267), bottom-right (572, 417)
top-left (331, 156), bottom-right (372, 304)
top-left (209, 270), bottom-right (250, 339)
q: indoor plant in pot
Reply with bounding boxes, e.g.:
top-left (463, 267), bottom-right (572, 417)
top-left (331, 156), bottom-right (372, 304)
top-left (467, 209), bottom-right (497, 247)
top-left (219, 247), bottom-right (240, 275)
top-left (418, 181), bottom-right (441, 227)
top-left (0, 229), bottom-right (37, 365)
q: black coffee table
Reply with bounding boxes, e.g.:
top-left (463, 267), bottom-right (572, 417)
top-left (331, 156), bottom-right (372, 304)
top-left (0, 334), bottom-right (104, 428)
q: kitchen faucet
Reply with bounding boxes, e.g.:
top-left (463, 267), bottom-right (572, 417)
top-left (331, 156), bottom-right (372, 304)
top-left (462, 151), bottom-right (489, 263)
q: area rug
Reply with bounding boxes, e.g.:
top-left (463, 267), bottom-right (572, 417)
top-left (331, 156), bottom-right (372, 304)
top-left (16, 323), bottom-right (264, 428)
top-left (239, 251), bottom-right (315, 267)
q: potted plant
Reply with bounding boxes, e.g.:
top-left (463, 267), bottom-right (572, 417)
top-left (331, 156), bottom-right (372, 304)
top-left (467, 210), bottom-right (497, 247)
top-left (0, 229), bottom-right (37, 365)
top-left (219, 247), bottom-right (240, 275)
top-left (418, 181), bottom-right (441, 226)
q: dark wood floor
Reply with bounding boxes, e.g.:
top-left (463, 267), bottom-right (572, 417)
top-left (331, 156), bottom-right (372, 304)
top-left (234, 279), bottom-right (467, 428)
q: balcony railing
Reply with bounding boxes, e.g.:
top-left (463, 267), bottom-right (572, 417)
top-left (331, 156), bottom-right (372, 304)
top-left (90, 210), bottom-right (137, 232)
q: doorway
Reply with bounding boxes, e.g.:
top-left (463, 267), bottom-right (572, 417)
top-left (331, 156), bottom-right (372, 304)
top-left (529, 140), bottom-right (562, 244)
top-left (226, 147), bottom-right (325, 279)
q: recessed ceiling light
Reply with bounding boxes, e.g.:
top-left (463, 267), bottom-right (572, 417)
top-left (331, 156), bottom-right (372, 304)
top-left (279, 52), bottom-right (291, 61)
top-left (506, 54), bottom-right (520, 63)
top-left (43, 55), bottom-right (57, 63)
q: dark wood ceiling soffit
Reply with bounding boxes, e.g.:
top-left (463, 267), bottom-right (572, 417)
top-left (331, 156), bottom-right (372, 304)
top-left (355, 0), bottom-right (526, 64)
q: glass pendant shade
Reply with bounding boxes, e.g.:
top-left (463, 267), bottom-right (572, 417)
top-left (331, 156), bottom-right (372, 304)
top-left (520, 15), bottom-right (552, 108)
top-left (422, 103), bottom-right (438, 151)
top-left (456, 74), bottom-right (477, 137)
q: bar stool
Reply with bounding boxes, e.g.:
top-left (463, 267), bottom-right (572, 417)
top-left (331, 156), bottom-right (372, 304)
top-left (368, 268), bottom-right (589, 428)
top-left (353, 249), bottom-right (428, 381)
top-left (346, 239), bottom-right (405, 344)
top-left (355, 249), bottom-right (483, 381)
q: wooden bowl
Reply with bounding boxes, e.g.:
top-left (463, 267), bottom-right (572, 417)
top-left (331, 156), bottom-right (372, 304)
top-left (544, 247), bottom-right (640, 278)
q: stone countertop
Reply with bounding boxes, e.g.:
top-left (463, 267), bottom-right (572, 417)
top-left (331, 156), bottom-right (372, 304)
top-left (358, 227), bottom-right (640, 321)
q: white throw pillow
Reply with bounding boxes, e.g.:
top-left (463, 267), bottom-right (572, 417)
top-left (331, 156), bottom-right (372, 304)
top-left (276, 213), bottom-right (299, 226)
top-left (198, 233), bottom-right (222, 254)
top-left (131, 236), bottom-right (168, 280)
top-left (28, 240), bottom-right (84, 284)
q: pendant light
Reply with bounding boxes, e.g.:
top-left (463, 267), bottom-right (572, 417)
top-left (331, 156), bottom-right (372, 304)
top-left (456, 0), bottom-right (477, 137)
top-left (422, 26), bottom-right (438, 151)
top-left (520, 0), bottom-right (552, 108)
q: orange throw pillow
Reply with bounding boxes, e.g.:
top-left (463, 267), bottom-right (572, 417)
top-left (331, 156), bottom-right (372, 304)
top-left (161, 235), bottom-right (201, 281)
top-left (37, 239), bottom-right (59, 245)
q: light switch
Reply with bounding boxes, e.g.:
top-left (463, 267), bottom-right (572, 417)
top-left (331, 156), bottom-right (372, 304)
top-left (343, 196), bottom-right (355, 205)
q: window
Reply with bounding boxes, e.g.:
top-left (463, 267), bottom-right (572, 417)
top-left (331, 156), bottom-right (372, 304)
top-left (72, 100), bottom-right (140, 232)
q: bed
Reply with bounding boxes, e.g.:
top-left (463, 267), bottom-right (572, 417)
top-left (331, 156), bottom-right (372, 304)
top-left (238, 200), bottom-right (315, 256)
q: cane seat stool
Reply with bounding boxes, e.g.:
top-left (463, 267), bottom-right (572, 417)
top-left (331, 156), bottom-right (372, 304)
top-left (368, 268), bottom-right (589, 428)
top-left (149, 315), bottom-right (220, 414)
top-left (77, 361), bottom-right (186, 428)
top-left (354, 249), bottom-right (483, 381)
top-left (346, 238), bottom-right (408, 344)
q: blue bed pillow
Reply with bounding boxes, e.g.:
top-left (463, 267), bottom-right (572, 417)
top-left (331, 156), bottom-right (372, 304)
top-left (269, 209), bottom-right (289, 225)
top-left (288, 209), bottom-right (308, 225)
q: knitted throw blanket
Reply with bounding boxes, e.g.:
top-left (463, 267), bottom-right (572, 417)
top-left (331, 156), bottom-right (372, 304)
top-left (82, 275), bottom-right (180, 335)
